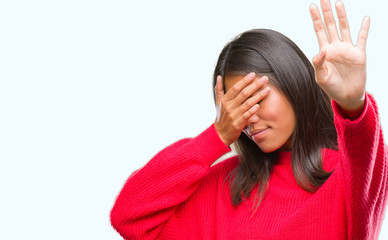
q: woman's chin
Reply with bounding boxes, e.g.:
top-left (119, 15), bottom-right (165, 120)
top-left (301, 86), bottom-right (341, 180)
top-left (253, 137), bottom-right (292, 153)
top-left (256, 143), bottom-right (278, 153)
top-left (256, 142), bottom-right (291, 153)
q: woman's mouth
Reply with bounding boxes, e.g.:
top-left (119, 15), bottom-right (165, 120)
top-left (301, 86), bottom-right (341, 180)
top-left (251, 128), bottom-right (269, 140)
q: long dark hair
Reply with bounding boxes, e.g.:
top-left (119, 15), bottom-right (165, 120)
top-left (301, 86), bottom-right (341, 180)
top-left (212, 29), bottom-right (337, 212)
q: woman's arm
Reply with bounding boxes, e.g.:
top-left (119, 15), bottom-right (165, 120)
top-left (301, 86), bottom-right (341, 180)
top-left (333, 93), bottom-right (388, 239)
top-left (110, 125), bottom-right (231, 240)
top-left (310, 0), bottom-right (388, 238)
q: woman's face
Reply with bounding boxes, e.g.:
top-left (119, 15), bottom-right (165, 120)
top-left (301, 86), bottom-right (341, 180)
top-left (225, 74), bottom-right (296, 153)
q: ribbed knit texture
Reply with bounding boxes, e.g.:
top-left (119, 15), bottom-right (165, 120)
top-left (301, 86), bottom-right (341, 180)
top-left (111, 93), bottom-right (388, 240)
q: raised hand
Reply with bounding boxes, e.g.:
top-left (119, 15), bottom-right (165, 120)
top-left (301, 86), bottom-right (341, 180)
top-left (214, 73), bottom-right (271, 146)
top-left (309, 0), bottom-right (370, 115)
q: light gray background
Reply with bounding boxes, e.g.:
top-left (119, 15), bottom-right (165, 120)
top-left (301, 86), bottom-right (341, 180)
top-left (1, 0), bottom-right (387, 239)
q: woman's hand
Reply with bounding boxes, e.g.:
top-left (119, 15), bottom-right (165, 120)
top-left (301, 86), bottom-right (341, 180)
top-left (310, 0), bottom-right (370, 115)
top-left (214, 73), bottom-right (271, 146)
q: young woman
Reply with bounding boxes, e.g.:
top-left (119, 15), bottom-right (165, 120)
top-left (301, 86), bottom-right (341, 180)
top-left (110, 0), bottom-right (388, 239)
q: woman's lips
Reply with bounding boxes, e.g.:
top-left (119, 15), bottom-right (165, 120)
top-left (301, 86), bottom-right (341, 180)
top-left (251, 128), bottom-right (269, 140)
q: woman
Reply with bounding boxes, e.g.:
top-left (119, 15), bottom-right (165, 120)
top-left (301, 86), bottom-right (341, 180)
top-left (110, 0), bottom-right (388, 239)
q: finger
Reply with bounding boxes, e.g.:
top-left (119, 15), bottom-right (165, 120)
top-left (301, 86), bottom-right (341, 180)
top-left (233, 76), bottom-right (269, 107)
top-left (236, 86), bottom-right (271, 117)
top-left (335, 1), bottom-right (352, 43)
top-left (215, 75), bottom-right (224, 104)
top-left (240, 104), bottom-right (260, 127)
top-left (357, 16), bottom-right (370, 51)
top-left (312, 49), bottom-right (328, 83)
top-left (309, 4), bottom-right (329, 48)
top-left (223, 72), bottom-right (256, 101)
top-left (320, 0), bottom-right (340, 42)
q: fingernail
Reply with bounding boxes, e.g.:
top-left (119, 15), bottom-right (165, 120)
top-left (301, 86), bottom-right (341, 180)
top-left (336, 1), bottom-right (343, 7)
top-left (260, 76), bottom-right (268, 84)
top-left (319, 49), bottom-right (326, 58)
top-left (263, 87), bottom-right (271, 93)
top-left (247, 72), bottom-right (256, 79)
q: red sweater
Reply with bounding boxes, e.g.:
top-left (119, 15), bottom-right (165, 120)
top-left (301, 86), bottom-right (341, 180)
top-left (111, 94), bottom-right (388, 240)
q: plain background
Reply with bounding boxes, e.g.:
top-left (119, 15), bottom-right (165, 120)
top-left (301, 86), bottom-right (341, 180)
top-left (1, 0), bottom-right (387, 239)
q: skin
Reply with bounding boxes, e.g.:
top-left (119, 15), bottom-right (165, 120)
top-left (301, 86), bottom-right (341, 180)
top-left (214, 0), bottom-right (370, 150)
top-left (225, 75), bottom-right (295, 153)
top-left (310, 0), bottom-right (369, 116)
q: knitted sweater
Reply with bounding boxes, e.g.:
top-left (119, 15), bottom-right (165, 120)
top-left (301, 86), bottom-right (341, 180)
top-left (111, 94), bottom-right (388, 240)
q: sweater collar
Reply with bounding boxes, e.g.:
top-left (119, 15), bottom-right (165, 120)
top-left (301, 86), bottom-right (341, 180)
top-left (277, 151), bottom-right (292, 165)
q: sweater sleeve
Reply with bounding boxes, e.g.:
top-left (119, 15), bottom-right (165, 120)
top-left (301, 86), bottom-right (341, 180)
top-left (110, 124), bottom-right (231, 240)
top-left (332, 93), bottom-right (388, 240)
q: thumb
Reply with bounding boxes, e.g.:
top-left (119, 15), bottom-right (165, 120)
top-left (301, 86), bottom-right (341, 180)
top-left (215, 75), bottom-right (224, 103)
top-left (312, 49), bottom-right (327, 83)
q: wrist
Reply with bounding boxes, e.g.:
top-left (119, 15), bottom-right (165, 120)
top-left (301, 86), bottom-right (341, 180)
top-left (214, 123), bottom-right (232, 147)
top-left (217, 131), bottom-right (232, 147)
top-left (220, 136), bottom-right (231, 147)
top-left (336, 96), bottom-right (366, 120)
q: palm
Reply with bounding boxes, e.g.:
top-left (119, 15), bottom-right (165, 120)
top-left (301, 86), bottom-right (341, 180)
top-left (323, 42), bottom-right (366, 101)
top-left (310, 0), bottom-right (370, 112)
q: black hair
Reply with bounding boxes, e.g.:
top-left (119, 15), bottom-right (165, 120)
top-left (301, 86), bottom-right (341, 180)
top-left (212, 29), bottom-right (337, 212)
